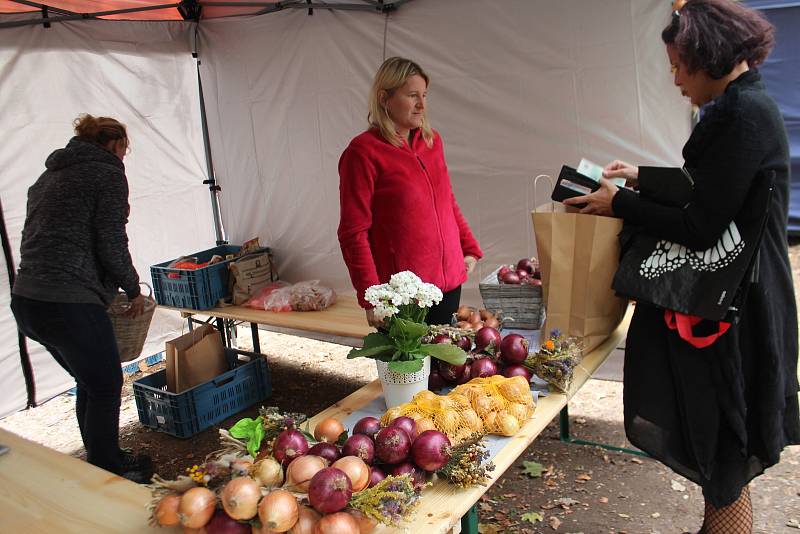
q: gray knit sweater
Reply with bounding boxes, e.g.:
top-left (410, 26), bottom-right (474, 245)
top-left (13, 137), bottom-right (140, 306)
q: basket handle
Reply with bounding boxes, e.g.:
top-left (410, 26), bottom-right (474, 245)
top-left (533, 174), bottom-right (556, 213)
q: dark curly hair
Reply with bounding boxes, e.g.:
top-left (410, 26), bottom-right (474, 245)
top-left (662, 0), bottom-right (775, 79)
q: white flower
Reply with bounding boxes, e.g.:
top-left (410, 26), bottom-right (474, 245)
top-left (364, 271), bottom-right (443, 320)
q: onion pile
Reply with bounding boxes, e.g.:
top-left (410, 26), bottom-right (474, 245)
top-left (433, 327), bottom-right (534, 384)
top-left (454, 305), bottom-right (500, 332)
top-left (496, 257), bottom-right (542, 285)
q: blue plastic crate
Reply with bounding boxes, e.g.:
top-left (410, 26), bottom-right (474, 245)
top-left (133, 348), bottom-right (271, 439)
top-left (150, 245), bottom-right (241, 310)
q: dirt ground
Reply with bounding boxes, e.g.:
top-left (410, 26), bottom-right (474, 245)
top-left (2, 247), bottom-right (800, 533)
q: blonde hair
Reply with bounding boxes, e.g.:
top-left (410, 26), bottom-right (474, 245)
top-left (368, 57), bottom-right (434, 148)
top-left (73, 114), bottom-right (129, 153)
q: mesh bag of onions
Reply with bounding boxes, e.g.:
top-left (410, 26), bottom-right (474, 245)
top-left (380, 375), bottom-right (534, 442)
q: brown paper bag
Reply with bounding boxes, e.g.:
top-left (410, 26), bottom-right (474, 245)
top-left (229, 251), bottom-right (276, 305)
top-left (532, 202), bottom-right (627, 353)
top-left (165, 323), bottom-right (228, 393)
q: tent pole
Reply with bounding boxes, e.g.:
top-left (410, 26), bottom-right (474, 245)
top-left (193, 25), bottom-right (227, 246)
top-left (0, 197), bottom-right (37, 408)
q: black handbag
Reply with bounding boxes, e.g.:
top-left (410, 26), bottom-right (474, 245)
top-left (612, 169), bottom-right (774, 323)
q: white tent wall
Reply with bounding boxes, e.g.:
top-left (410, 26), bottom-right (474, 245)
top-left (200, 0), bottom-right (691, 306)
top-left (0, 16), bottom-right (215, 418)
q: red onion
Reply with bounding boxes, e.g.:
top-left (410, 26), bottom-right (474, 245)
top-left (204, 509), bottom-right (250, 534)
top-left (368, 466), bottom-right (386, 488)
top-left (439, 361), bottom-right (466, 382)
top-left (352, 416), bottom-right (381, 440)
top-left (515, 268), bottom-right (530, 280)
top-left (308, 467), bottom-right (353, 514)
top-left (273, 428), bottom-right (309, 465)
top-left (390, 461), bottom-right (426, 488)
top-left (530, 278), bottom-right (543, 286)
top-left (500, 271), bottom-right (521, 284)
top-left (455, 362), bottom-right (472, 385)
top-left (454, 336), bottom-right (472, 351)
top-left (410, 430), bottom-right (452, 472)
top-left (474, 327), bottom-right (502, 353)
top-left (308, 442), bottom-right (341, 464)
top-left (496, 265), bottom-right (512, 281)
top-left (431, 334), bottom-right (452, 344)
top-left (428, 369), bottom-right (445, 390)
top-left (389, 416), bottom-right (417, 441)
top-left (374, 426), bottom-right (411, 465)
top-left (499, 334), bottom-right (529, 364)
top-left (470, 357), bottom-right (498, 379)
top-left (342, 434), bottom-right (375, 465)
top-left (532, 268), bottom-right (542, 280)
top-left (516, 258), bottom-right (535, 274)
top-left (502, 364), bottom-right (532, 381)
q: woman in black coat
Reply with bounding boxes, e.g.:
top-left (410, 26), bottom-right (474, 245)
top-left (566, 1), bottom-right (799, 532)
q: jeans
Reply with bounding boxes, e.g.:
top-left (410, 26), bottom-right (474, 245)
top-left (11, 295), bottom-right (124, 473)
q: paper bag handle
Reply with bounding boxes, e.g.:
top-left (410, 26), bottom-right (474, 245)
top-left (533, 174), bottom-right (556, 213)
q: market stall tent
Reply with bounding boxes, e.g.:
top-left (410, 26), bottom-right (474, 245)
top-left (0, 0), bottom-right (690, 419)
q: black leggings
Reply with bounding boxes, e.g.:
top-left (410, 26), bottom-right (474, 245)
top-left (425, 286), bottom-right (461, 326)
top-left (11, 295), bottom-right (124, 473)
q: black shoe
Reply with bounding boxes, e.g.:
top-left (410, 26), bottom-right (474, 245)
top-left (119, 448), bottom-right (152, 471)
top-left (120, 467), bottom-right (153, 484)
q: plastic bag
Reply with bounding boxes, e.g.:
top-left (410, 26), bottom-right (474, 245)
top-left (243, 281), bottom-right (290, 310)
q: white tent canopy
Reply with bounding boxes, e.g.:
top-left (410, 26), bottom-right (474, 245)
top-left (0, 0), bottom-right (690, 419)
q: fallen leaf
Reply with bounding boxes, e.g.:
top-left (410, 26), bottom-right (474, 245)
top-left (479, 502), bottom-right (493, 512)
top-left (651, 512), bottom-right (661, 518)
top-left (478, 523), bottom-right (502, 534)
top-left (554, 497), bottom-right (581, 508)
top-left (618, 513), bottom-right (630, 518)
top-left (575, 473), bottom-right (592, 482)
top-left (602, 454), bottom-right (611, 464)
top-left (598, 497), bottom-right (609, 504)
top-left (522, 460), bottom-right (545, 478)
top-left (540, 503), bottom-right (557, 510)
top-left (629, 457), bottom-right (643, 464)
top-left (787, 518), bottom-right (800, 529)
top-left (575, 417), bottom-right (587, 425)
top-left (548, 516), bottom-right (562, 530)
top-left (671, 480), bottom-right (686, 492)
top-left (521, 511), bottom-right (544, 523)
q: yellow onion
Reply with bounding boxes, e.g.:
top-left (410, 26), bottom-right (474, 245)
top-left (230, 458), bottom-right (253, 477)
top-left (258, 489), bottom-right (299, 532)
top-left (415, 417), bottom-right (437, 434)
top-left (154, 493), bottom-right (182, 526)
top-left (314, 418), bottom-right (345, 443)
top-left (288, 505), bottom-right (321, 534)
top-left (254, 457), bottom-right (284, 487)
top-left (222, 476), bottom-right (261, 520)
top-left (346, 508), bottom-right (377, 533)
top-left (285, 455), bottom-right (327, 492)
top-left (497, 411), bottom-right (521, 436)
top-left (331, 456), bottom-right (370, 492)
top-left (179, 486), bottom-right (217, 529)
top-left (312, 512), bottom-right (359, 534)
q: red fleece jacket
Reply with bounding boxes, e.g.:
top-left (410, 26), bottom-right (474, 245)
top-left (338, 128), bottom-right (483, 308)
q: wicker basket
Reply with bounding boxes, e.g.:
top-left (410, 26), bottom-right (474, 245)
top-left (108, 283), bottom-right (157, 363)
top-left (479, 267), bottom-right (544, 329)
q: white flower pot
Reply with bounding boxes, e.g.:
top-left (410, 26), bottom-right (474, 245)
top-left (375, 356), bottom-right (431, 410)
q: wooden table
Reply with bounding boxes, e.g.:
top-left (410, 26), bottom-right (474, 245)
top-left (0, 428), bottom-right (157, 533)
top-left (0, 307), bottom-right (630, 533)
top-left (164, 294), bottom-right (373, 349)
top-left (306, 307), bottom-right (633, 533)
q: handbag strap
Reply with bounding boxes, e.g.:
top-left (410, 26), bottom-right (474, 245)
top-left (664, 309), bottom-right (731, 348)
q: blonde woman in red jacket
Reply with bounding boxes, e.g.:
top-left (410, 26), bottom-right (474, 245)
top-left (338, 57), bottom-right (482, 328)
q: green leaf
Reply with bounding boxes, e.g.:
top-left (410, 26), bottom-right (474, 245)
top-left (521, 460), bottom-right (544, 478)
top-left (347, 345), bottom-right (395, 359)
top-left (390, 317), bottom-right (429, 344)
top-left (229, 417), bottom-right (259, 440)
top-left (521, 511), bottom-right (543, 523)
top-left (247, 421), bottom-right (266, 457)
top-left (361, 331), bottom-right (393, 349)
top-left (387, 358), bottom-right (425, 373)
top-left (419, 343), bottom-right (468, 365)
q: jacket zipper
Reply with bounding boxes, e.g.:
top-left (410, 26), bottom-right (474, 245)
top-left (413, 148), bottom-right (448, 289)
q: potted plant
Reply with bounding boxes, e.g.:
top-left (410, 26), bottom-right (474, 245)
top-left (347, 271), bottom-right (468, 408)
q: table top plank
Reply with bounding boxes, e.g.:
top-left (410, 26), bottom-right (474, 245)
top-left (0, 428), bottom-right (157, 534)
top-left (164, 294), bottom-right (374, 339)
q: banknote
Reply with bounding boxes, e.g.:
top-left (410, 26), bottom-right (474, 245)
top-left (577, 158), bottom-right (627, 188)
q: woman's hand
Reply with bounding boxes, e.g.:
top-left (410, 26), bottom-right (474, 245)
top-left (563, 178), bottom-right (619, 216)
top-left (365, 308), bottom-right (385, 329)
top-left (124, 294), bottom-right (146, 318)
top-left (603, 159), bottom-right (639, 187)
top-left (464, 255), bottom-right (478, 275)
